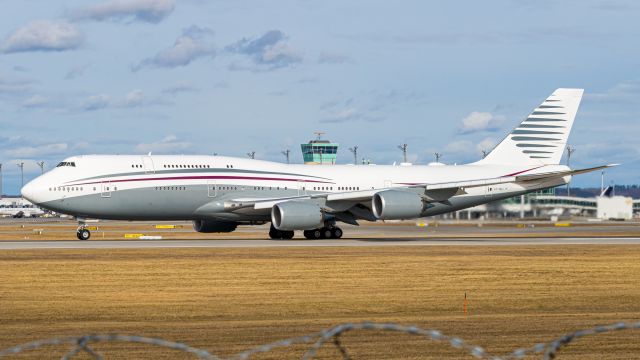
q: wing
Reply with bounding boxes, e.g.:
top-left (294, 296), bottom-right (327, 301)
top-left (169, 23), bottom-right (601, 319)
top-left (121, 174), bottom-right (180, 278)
top-left (207, 164), bottom-right (618, 222)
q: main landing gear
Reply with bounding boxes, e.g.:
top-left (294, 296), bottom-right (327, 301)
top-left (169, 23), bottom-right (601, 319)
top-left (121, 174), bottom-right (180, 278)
top-left (303, 226), bottom-right (343, 240)
top-left (268, 224), bottom-right (343, 240)
top-left (76, 220), bottom-right (91, 240)
top-left (269, 224), bottom-right (294, 240)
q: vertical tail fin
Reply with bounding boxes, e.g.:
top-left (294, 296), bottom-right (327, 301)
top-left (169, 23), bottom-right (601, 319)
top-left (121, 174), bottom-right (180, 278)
top-left (477, 88), bottom-right (584, 165)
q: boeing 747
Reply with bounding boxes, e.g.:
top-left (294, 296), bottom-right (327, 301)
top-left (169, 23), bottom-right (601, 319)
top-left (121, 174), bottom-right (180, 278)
top-left (21, 89), bottom-right (614, 240)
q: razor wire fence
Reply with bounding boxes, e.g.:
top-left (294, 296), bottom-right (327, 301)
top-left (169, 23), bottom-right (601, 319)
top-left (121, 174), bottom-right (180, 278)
top-left (0, 320), bottom-right (638, 360)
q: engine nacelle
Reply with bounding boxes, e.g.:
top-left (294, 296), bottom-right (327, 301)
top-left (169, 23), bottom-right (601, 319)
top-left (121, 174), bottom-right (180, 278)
top-left (193, 220), bottom-right (238, 233)
top-left (271, 201), bottom-right (324, 231)
top-left (372, 190), bottom-right (424, 220)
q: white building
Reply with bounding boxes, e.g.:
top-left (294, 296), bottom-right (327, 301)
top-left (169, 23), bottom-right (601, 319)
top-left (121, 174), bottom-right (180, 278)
top-left (597, 196), bottom-right (633, 220)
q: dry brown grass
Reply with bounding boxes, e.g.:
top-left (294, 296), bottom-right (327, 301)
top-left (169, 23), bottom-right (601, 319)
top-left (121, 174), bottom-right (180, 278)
top-left (1, 246), bottom-right (640, 359)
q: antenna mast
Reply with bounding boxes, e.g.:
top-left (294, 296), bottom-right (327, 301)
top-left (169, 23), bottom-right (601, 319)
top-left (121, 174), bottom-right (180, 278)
top-left (397, 144), bottom-right (408, 163)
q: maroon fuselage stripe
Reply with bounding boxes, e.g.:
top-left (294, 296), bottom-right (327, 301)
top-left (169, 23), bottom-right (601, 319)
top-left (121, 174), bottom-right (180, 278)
top-left (502, 165), bottom-right (545, 177)
top-left (67, 175), bottom-right (334, 186)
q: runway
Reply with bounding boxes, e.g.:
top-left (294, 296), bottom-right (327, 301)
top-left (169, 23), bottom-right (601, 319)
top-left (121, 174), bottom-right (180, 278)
top-left (2, 237), bottom-right (640, 249)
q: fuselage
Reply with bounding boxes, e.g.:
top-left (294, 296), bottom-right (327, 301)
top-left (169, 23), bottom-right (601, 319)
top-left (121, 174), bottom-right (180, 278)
top-left (21, 154), bottom-right (569, 221)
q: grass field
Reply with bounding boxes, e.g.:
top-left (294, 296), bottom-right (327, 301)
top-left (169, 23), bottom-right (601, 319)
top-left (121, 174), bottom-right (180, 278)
top-left (1, 245), bottom-right (640, 359)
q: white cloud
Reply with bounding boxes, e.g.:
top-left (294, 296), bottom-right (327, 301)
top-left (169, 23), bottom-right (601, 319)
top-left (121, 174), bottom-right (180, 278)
top-left (226, 30), bottom-right (302, 70)
top-left (133, 26), bottom-right (215, 71)
top-left (444, 140), bottom-right (474, 154)
top-left (82, 94), bottom-right (112, 111)
top-left (135, 135), bottom-right (191, 153)
top-left (122, 89), bottom-right (144, 107)
top-left (476, 137), bottom-right (497, 154)
top-left (1, 20), bottom-right (82, 54)
top-left (79, 90), bottom-right (156, 111)
top-left (21, 95), bottom-right (48, 108)
top-left (320, 107), bottom-right (384, 123)
top-left (6, 143), bottom-right (68, 158)
top-left (459, 111), bottom-right (503, 134)
top-left (73, 0), bottom-right (175, 23)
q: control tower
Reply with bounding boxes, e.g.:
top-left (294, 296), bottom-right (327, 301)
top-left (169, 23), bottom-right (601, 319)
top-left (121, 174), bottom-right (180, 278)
top-left (301, 132), bottom-right (339, 165)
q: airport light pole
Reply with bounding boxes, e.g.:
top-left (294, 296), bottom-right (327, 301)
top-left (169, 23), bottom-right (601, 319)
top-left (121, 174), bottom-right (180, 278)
top-left (246, 151), bottom-right (255, 159)
top-left (566, 145), bottom-right (575, 196)
top-left (435, 152), bottom-right (443, 163)
top-left (281, 149), bottom-right (290, 164)
top-left (17, 162), bottom-right (24, 191)
top-left (37, 161), bottom-right (45, 175)
top-left (349, 146), bottom-right (358, 165)
top-left (398, 144), bottom-right (408, 163)
top-left (481, 150), bottom-right (488, 159)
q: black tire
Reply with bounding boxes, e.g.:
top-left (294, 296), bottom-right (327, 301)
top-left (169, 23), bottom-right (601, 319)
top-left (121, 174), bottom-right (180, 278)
top-left (312, 229), bottom-right (322, 239)
top-left (331, 227), bottom-right (343, 239)
top-left (269, 229), bottom-right (281, 239)
top-left (303, 230), bottom-right (314, 239)
top-left (322, 228), bottom-right (332, 239)
top-left (281, 231), bottom-right (294, 240)
top-left (77, 229), bottom-right (91, 240)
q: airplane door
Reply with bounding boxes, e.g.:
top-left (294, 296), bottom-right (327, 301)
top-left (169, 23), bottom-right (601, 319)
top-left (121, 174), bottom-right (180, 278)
top-left (207, 180), bottom-right (217, 197)
top-left (142, 156), bottom-right (155, 174)
top-left (101, 181), bottom-right (111, 198)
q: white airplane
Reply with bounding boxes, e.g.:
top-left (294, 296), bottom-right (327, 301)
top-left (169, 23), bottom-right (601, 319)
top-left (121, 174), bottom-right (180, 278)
top-left (21, 88), bottom-right (614, 240)
top-left (0, 202), bottom-right (45, 218)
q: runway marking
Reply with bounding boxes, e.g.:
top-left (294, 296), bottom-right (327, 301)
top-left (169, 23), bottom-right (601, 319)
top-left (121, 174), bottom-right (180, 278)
top-left (2, 237), bottom-right (640, 250)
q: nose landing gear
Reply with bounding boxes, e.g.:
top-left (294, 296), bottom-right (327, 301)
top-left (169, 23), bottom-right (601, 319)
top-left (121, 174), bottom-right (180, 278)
top-left (77, 228), bottom-right (91, 240)
top-left (76, 219), bottom-right (91, 240)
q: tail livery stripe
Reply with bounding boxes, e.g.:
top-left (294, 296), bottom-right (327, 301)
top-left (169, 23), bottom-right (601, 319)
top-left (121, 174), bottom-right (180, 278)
top-left (478, 88), bottom-right (584, 165)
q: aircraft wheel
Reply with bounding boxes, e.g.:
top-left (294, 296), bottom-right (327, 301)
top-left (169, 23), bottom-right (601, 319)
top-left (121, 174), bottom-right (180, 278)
top-left (331, 227), bottom-right (343, 239)
top-left (269, 226), bottom-right (281, 240)
top-left (77, 229), bottom-right (91, 240)
top-left (304, 229), bottom-right (323, 239)
top-left (321, 227), bottom-right (333, 239)
top-left (269, 225), bottom-right (294, 240)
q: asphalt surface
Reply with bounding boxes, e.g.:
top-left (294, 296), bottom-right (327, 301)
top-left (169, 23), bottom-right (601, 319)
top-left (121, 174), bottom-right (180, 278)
top-left (2, 237), bottom-right (640, 249)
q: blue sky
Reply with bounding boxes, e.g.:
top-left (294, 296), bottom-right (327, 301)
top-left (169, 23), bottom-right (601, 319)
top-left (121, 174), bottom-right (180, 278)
top-left (0, 0), bottom-right (638, 194)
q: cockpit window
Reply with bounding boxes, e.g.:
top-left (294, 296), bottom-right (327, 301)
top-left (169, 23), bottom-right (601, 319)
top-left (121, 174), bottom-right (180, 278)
top-left (56, 162), bottom-right (76, 167)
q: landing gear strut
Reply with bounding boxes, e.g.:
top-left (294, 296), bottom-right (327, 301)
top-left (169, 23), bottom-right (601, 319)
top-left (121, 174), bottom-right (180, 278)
top-left (269, 224), bottom-right (294, 240)
top-left (76, 219), bottom-right (91, 240)
top-left (303, 226), bottom-right (343, 239)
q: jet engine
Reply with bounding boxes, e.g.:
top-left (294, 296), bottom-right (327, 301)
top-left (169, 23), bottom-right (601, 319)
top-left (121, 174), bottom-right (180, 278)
top-left (193, 219), bottom-right (238, 233)
top-left (372, 190), bottom-right (424, 220)
top-left (271, 201), bottom-right (324, 231)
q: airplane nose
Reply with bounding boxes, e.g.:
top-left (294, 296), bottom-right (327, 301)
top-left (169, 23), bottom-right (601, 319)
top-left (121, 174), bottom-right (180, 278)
top-left (21, 180), bottom-right (40, 204)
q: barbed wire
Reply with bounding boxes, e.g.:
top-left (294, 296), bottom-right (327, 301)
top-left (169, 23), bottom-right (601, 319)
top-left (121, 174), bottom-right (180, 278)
top-left (0, 320), bottom-right (638, 359)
